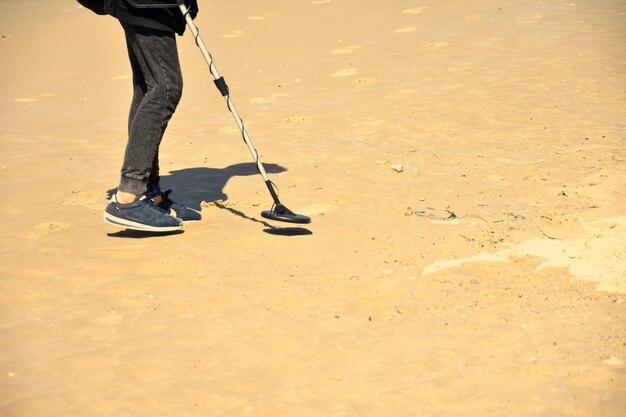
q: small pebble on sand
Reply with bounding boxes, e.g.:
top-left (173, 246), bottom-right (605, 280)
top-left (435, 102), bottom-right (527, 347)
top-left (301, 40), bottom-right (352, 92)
top-left (391, 163), bottom-right (404, 173)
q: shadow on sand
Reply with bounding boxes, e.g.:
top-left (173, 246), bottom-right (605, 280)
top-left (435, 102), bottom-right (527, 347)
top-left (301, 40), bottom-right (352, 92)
top-left (106, 162), bottom-right (312, 237)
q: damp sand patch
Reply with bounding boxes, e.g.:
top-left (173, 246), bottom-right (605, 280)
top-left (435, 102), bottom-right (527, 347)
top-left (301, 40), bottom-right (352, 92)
top-left (422, 217), bottom-right (626, 293)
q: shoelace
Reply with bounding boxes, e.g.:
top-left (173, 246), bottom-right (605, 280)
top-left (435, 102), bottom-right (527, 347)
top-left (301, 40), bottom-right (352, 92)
top-left (156, 190), bottom-right (176, 211)
top-left (161, 190), bottom-right (173, 202)
top-left (138, 194), bottom-right (170, 215)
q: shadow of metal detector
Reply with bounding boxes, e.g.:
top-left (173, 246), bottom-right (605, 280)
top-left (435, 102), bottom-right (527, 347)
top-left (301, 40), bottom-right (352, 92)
top-left (128, 0), bottom-right (311, 225)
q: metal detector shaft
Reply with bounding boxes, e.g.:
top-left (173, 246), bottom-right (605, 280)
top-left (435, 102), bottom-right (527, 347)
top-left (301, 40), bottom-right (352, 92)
top-left (179, 4), bottom-right (280, 204)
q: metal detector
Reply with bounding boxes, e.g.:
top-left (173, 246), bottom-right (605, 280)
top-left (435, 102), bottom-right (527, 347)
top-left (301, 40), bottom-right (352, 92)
top-left (129, 0), bottom-right (311, 224)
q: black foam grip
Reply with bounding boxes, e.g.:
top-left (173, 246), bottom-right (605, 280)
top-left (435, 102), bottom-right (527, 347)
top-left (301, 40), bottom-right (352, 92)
top-left (214, 77), bottom-right (230, 97)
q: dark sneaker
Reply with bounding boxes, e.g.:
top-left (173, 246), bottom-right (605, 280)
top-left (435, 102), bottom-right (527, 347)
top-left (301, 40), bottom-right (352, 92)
top-left (157, 190), bottom-right (202, 221)
top-left (104, 193), bottom-right (183, 232)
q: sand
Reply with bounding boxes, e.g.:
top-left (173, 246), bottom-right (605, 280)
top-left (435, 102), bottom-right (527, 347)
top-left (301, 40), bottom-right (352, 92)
top-left (1, 0), bottom-right (625, 416)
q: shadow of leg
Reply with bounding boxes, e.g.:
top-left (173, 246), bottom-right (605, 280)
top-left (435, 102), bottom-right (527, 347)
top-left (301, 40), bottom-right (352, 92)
top-left (107, 229), bottom-right (185, 239)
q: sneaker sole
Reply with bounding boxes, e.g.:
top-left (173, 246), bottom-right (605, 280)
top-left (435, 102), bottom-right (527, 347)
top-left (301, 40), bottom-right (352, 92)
top-left (104, 212), bottom-right (183, 232)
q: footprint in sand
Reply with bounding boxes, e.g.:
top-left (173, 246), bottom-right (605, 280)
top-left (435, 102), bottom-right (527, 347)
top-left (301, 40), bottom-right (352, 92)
top-left (25, 222), bottom-right (71, 239)
top-left (249, 93), bottom-right (288, 104)
top-left (427, 41), bottom-right (451, 49)
top-left (248, 13), bottom-right (276, 21)
top-left (402, 7), bottom-right (429, 14)
top-left (268, 116), bottom-right (310, 129)
top-left (282, 116), bottom-right (309, 125)
top-left (36, 222), bottom-right (71, 232)
top-left (331, 45), bottom-right (362, 55)
top-left (222, 30), bottom-right (244, 39)
top-left (394, 26), bottom-right (417, 33)
top-left (331, 67), bottom-right (358, 77)
top-left (352, 78), bottom-right (376, 87)
top-left (61, 190), bottom-right (102, 210)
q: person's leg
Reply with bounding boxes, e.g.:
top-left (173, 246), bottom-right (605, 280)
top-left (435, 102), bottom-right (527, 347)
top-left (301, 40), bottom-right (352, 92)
top-left (104, 23), bottom-right (184, 231)
top-left (127, 34), bottom-right (146, 137)
top-left (117, 23), bottom-right (183, 202)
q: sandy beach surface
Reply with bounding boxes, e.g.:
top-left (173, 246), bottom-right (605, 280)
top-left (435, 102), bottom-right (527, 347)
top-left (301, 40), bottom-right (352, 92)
top-left (1, 0), bottom-right (625, 416)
